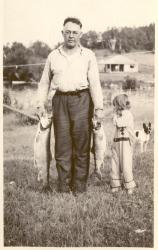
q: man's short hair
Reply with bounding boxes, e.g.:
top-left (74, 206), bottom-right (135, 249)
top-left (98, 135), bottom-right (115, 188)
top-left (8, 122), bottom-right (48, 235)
top-left (63, 17), bottom-right (82, 28)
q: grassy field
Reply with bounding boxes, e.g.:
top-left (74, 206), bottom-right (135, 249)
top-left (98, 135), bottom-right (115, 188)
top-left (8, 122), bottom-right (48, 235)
top-left (3, 90), bottom-right (154, 247)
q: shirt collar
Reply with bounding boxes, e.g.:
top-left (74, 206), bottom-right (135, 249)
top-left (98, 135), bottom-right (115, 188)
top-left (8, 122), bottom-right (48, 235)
top-left (58, 44), bottom-right (83, 57)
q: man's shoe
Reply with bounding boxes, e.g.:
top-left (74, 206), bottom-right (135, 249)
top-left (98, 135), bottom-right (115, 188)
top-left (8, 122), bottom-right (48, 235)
top-left (58, 184), bottom-right (71, 193)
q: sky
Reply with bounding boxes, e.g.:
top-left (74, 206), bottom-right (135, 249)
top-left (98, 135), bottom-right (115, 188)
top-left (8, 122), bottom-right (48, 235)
top-left (3, 0), bottom-right (156, 48)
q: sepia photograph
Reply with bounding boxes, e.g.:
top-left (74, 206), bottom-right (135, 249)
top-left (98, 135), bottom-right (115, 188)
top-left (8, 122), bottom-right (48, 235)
top-left (2, 0), bottom-right (156, 247)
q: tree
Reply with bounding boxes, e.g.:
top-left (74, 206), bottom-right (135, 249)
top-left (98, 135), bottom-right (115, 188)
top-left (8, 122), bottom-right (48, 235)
top-left (4, 42), bottom-right (28, 65)
top-left (29, 41), bottom-right (51, 58)
top-left (3, 41), bottom-right (52, 82)
top-left (3, 42), bottom-right (30, 82)
top-left (80, 33), bottom-right (90, 48)
top-left (80, 31), bottom-right (98, 49)
top-left (122, 76), bottom-right (138, 90)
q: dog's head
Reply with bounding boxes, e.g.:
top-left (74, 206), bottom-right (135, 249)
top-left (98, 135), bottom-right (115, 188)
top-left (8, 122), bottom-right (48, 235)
top-left (143, 122), bottom-right (152, 135)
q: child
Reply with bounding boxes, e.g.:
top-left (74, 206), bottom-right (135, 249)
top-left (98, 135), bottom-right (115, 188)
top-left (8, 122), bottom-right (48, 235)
top-left (110, 94), bottom-right (136, 194)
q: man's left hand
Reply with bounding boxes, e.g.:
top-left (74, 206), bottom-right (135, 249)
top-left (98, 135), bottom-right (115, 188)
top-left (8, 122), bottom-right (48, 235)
top-left (94, 109), bottom-right (104, 123)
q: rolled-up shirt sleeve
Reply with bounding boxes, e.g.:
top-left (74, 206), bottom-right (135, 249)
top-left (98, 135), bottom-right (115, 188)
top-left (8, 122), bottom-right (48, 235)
top-left (87, 52), bottom-right (103, 109)
top-left (114, 111), bottom-right (134, 129)
top-left (38, 55), bottom-right (52, 106)
top-left (113, 114), bottom-right (117, 126)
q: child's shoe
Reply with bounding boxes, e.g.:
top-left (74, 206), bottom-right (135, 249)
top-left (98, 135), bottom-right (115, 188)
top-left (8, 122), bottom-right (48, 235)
top-left (127, 188), bottom-right (134, 194)
top-left (111, 187), bottom-right (120, 193)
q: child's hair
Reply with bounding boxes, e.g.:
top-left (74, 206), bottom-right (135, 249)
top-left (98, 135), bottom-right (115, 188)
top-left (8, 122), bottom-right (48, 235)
top-left (113, 94), bottom-right (131, 114)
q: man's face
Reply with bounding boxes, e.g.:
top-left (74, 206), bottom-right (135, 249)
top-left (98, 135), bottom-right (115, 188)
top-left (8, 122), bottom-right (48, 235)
top-left (62, 22), bottom-right (82, 49)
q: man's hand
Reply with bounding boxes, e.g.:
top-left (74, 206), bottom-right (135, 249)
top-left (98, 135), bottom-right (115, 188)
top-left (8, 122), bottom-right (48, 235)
top-left (94, 108), bottom-right (104, 123)
top-left (35, 105), bottom-right (46, 120)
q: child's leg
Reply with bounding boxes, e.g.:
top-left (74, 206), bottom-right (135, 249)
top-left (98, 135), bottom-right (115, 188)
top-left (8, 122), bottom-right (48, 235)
top-left (122, 142), bottom-right (136, 190)
top-left (110, 145), bottom-right (122, 189)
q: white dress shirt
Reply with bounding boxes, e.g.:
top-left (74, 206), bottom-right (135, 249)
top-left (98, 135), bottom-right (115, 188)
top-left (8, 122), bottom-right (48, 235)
top-left (38, 45), bottom-right (103, 109)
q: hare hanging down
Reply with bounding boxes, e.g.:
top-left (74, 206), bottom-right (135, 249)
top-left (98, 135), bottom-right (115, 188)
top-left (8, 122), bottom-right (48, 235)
top-left (34, 115), bottom-right (55, 189)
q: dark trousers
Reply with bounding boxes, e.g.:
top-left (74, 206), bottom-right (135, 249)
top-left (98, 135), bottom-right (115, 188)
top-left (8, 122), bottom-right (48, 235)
top-left (53, 90), bottom-right (93, 192)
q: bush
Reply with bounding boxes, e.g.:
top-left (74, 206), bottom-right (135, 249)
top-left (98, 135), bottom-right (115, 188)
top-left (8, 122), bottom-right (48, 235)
top-left (122, 76), bottom-right (138, 90)
top-left (3, 89), bottom-right (11, 106)
top-left (15, 113), bottom-right (38, 126)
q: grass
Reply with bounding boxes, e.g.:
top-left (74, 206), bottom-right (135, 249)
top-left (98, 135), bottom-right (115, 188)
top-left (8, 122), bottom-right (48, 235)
top-left (3, 91), bottom-right (154, 247)
top-left (126, 51), bottom-right (154, 66)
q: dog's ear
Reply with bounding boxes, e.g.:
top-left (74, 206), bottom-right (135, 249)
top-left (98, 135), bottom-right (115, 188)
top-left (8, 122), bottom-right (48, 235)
top-left (149, 122), bottom-right (151, 128)
top-left (143, 123), bottom-right (147, 130)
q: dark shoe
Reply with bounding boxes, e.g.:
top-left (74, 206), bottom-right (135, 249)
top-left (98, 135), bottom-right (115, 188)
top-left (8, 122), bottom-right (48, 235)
top-left (73, 184), bottom-right (87, 194)
top-left (72, 189), bottom-right (86, 197)
top-left (90, 170), bottom-right (102, 181)
top-left (41, 185), bottom-right (52, 193)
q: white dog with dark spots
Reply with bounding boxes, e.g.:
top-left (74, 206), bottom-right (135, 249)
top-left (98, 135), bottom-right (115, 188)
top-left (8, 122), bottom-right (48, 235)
top-left (91, 118), bottom-right (106, 180)
top-left (135, 122), bottom-right (151, 153)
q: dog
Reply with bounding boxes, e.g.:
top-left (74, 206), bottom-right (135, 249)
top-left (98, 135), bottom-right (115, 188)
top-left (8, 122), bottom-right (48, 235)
top-left (91, 118), bottom-right (106, 180)
top-left (135, 122), bottom-right (151, 153)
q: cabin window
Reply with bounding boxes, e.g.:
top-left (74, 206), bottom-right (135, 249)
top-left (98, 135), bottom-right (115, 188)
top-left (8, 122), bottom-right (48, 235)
top-left (120, 64), bottom-right (124, 71)
top-left (105, 64), bottom-right (110, 72)
top-left (130, 64), bottom-right (135, 68)
top-left (111, 64), bottom-right (119, 72)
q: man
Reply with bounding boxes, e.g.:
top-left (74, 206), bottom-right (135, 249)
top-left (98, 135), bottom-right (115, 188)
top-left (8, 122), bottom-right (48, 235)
top-left (38, 17), bottom-right (104, 193)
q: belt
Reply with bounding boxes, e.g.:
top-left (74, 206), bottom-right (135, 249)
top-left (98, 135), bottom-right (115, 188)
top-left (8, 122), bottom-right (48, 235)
top-left (56, 88), bottom-right (89, 96)
top-left (114, 137), bottom-right (129, 142)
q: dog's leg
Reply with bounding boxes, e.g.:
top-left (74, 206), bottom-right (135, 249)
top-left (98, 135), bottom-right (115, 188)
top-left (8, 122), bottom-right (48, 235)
top-left (144, 142), bottom-right (147, 152)
top-left (140, 142), bottom-right (143, 153)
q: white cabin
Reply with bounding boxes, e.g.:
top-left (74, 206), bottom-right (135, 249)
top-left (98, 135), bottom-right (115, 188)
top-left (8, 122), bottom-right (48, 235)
top-left (98, 54), bottom-right (138, 73)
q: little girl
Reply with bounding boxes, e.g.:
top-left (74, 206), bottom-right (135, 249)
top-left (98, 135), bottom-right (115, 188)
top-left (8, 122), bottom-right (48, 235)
top-left (110, 94), bottom-right (136, 194)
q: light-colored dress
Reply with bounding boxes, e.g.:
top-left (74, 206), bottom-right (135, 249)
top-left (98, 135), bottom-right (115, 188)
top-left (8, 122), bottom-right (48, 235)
top-left (110, 110), bottom-right (136, 189)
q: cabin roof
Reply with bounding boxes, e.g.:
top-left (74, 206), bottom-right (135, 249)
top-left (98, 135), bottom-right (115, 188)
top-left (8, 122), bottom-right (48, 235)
top-left (98, 54), bottom-right (138, 65)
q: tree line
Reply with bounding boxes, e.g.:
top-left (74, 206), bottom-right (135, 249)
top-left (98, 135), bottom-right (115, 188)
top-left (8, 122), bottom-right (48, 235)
top-left (3, 23), bottom-right (154, 82)
top-left (81, 23), bottom-right (155, 52)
